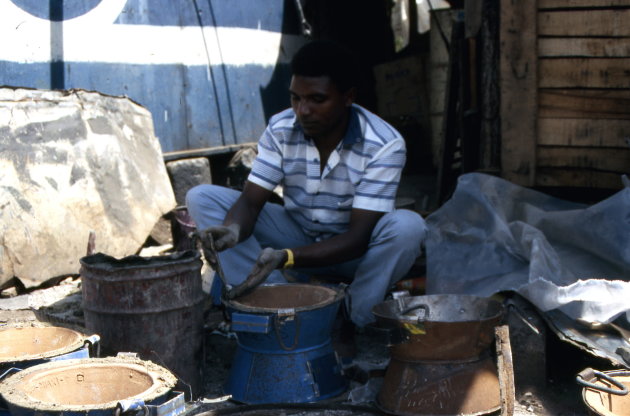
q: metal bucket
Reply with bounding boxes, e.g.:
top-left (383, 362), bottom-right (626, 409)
top-left (0, 356), bottom-right (184, 416)
top-left (79, 250), bottom-right (205, 399)
top-left (371, 294), bottom-right (504, 361)
top-left (224, 283), bottom-right (347, 404)
top-left (578, 368), bottom-right (630, 416)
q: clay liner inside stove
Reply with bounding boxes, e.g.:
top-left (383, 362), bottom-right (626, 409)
top-left (229, 283), bottom-right (339, 312)
top-left (0, 358), bottom-right (177, 411)
top-left (0, 325), bottom-right (85, 363)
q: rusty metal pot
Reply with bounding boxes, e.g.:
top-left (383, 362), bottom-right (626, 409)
top-left (377, 355), bottom-right (501, 416)
top-left (371, 294), bottom-right (504, 362)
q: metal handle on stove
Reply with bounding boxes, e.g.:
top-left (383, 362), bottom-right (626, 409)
top-left (274, 314), bottom-right (301, 351)
top-left (401, 303), bottom-right (430, 323)
top-left (576, 368), bottom-right (629, 396)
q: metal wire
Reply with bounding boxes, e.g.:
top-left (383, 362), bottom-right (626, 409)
top-left (293, 0), bottom-right (312, 38)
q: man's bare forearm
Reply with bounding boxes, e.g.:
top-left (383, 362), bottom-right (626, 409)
top-left (222, 181), bottom-right (272, 243)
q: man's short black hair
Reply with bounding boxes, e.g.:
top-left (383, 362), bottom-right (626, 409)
top-left (290, 40), bottom-right (357, 93)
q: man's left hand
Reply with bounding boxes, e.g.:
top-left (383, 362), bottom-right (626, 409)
top-left (226, 248), bottom-right (288, 299)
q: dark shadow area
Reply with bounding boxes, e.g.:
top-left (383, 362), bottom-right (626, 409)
top-left (542, 330), bottom-right (614, 416)
top-left (260, 0), bottom-right (397, 122)
top-left (259, 0), bottom-right (302, 122)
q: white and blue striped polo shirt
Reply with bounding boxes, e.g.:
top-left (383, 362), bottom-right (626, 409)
top-left (248, 104), bottom-right (406, 237)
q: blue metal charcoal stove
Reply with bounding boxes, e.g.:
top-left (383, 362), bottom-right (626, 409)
top-left (224, 283), bottom-right (348, 404)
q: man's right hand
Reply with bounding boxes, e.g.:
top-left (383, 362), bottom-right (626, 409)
top-left (195, 223), bottom-right (241, 252)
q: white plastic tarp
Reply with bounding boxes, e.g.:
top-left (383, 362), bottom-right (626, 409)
top-left (425, 173), bottom-right (630, 324)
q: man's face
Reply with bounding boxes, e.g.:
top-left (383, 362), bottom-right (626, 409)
top-left (289, 75), bottom-right (354, 141)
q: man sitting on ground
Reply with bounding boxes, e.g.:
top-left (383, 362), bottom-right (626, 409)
top-left (186, 40), bottom-right (428, 340)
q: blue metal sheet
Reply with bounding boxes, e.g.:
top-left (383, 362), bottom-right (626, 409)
top-left (0, 0), bottom-right (304, 153)
top-left (117, 391), bottom-right (185, 416)
top-left (224, 343), bottom-right (347, 404)
top-left (228, 298), bottom-right (340, 354)
top-left (9, 0), bottom-right (103, 21)
top-left (231, 312), bottom-right (272, 334)
top-left (114, 0), bottom-right (301, 32)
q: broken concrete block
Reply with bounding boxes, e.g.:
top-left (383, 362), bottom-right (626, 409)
top-left (147, 215), bottom-right (173, 247)
top-left (226, 145), bottom-right (257, 190)
top-left (166, 157), bottom-right (212, 206)
top-left (0, 88), bottom-right (176, 284)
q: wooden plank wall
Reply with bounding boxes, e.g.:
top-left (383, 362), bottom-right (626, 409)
top-left (502, 0), bottom-right (630, 189)
top-left (500, 0), bottom-right (538, 186)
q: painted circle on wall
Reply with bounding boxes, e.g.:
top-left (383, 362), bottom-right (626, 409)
top-left (9, 0), bottom-right (104, 21)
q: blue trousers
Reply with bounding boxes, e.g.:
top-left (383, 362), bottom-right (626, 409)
top-left (186, 184), bottom-right (427, 327)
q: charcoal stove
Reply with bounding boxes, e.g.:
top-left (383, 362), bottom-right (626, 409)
top-left (223, 283), bottom-right (348, 404)
top-left (372, 294), bottom-right (509, 416)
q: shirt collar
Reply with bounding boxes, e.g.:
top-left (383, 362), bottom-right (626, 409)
top-left (342, 107), bottom-right (361, 146)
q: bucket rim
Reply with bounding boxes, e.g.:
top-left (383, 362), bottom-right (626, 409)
top-left (225, 283), bottom-right (344, 314)
top-left (371, 294), bottom-right (504, 324)
top-left (79, 250), bottom-right (201, 272)
top-left (0, 323), bottom-right (88, 364)
top-left (0, 357), bottom-right (177, 412)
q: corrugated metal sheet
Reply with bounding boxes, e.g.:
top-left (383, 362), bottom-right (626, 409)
top-left (0, 0), bottom-right (306, 152)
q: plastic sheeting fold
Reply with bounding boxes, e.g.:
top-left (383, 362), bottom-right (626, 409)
top-left (426, 173), bottom-right (630, 325)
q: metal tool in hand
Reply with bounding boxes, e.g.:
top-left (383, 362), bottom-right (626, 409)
top-left (206, 232), bottom-right (232, 293)
top-left (191, 231), bottom-right (232, 293)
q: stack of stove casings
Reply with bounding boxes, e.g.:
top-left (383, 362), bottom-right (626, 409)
top-left (372, 294), bottom-right (505, 416)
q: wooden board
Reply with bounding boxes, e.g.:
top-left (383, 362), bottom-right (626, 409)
top-left (162, 143), bottom-right (255, 162)
top-left (537, 146), bottom-right (630, 171)
top-left (374, 55), bottom-right (428, 120)
top-left (539, 37), bottom-right (630, 58)
top-left (539, 89), bottom-right (630, 119)
top-left (539, 0), bottom-right (630, 8)
top-left (429, 63), bottom-right (450, 114)
top-left (500, 0), bottom-right (537, 186)
top-left (539, 58), bottom-right (630, 88)
top-left (538, 118), bottom-right (630, 147)
top-left (539, 10), bottom-right (630, 36)
top-left (535, 168), bottom-right (625, 189)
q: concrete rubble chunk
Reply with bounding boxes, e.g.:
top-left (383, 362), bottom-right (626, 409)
top-left (0, 88), bottom-right (176, 284)
top-left (166, 157), bottom-right (212, 206)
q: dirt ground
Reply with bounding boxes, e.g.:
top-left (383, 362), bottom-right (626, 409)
top-left (0, 275), bottom-right (613, 416)
top-left (186, 307), bottom-right (601, 416)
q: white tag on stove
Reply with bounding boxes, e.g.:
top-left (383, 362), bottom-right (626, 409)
top-left (277, 308), bottom-right (295, 317)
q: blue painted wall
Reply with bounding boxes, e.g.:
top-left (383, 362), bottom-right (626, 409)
top-left (0, 0), bottom-right (305, 152)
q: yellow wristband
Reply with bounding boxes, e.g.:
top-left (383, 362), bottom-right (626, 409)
top-left (283, 249), bottom-right (294, 269)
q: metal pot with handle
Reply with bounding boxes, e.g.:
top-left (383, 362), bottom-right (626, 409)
top-left (371, 294), bottom-right (505, 362)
